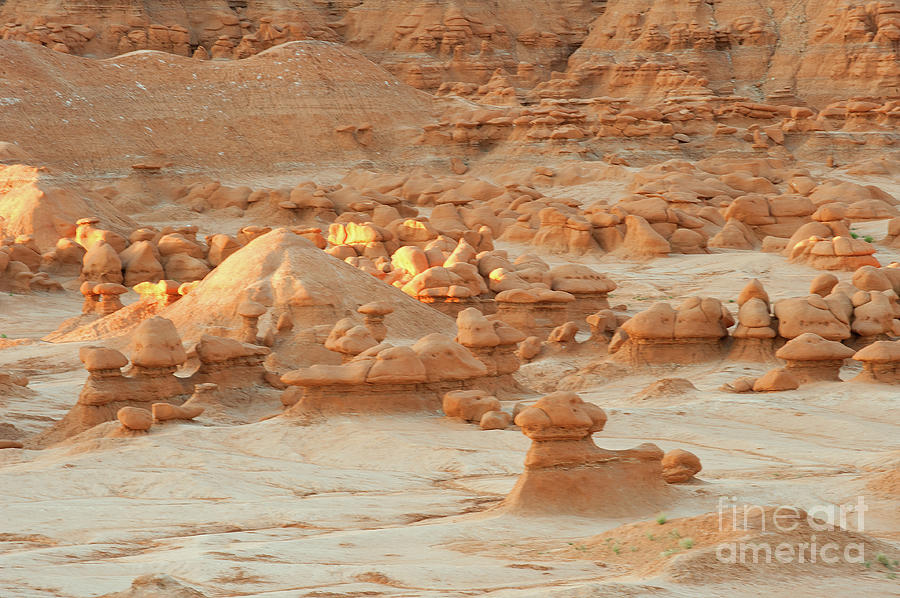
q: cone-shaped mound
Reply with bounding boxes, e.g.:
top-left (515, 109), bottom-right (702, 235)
top-left (163, 228), bottom-right (454, 364)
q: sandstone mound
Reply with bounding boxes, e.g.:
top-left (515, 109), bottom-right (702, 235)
top-left (162, 229), bottom-right (453, 364)
top-left (0, 40), bottom-right (434, 175)
top-left (633, 378), bottom-right (698, 402)
top-left (98, 574), bottom-right (207, 598)
top-left (551, 508), bottom-right (896, 585)
top-left (0, 165), bottom-right (135, 250)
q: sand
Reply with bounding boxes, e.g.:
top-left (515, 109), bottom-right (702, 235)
top-left (2, 239), bottom-right (898, 596)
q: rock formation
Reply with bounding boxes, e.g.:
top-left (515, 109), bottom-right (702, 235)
top-left (851, 340), bottom-right (900, 384)
top-left (495, 287), bottom-right (575, 336)
top-left (661, 449), bottom-right (702, 484)
top-left (609, 297), bottom-right (734, 365)
top-left (281, 331), bottom-right (499, 415)
top-left (774, 333), bottom-right (855, 384)
top-left (503, 392), bottom-right (673, 516)
top-left (728, 279), bottom-right (777, 361)
top-left (33, 318), bottom-right (275, 445)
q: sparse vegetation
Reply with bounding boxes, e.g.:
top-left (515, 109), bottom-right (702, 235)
top-left (656, 514), bottom-right (668, 525)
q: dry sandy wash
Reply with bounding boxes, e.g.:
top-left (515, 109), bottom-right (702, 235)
top-left (0, 1), bottom-right (899, 597)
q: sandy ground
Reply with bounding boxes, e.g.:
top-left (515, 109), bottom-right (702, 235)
top-left (2, 227), bottom-right (899, 597)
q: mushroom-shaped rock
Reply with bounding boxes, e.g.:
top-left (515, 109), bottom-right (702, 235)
top-left (357, 301), bottom-right (394, 342)
top-left (237, 299), bottom-right (266, 344)
top-left (775, 333), bottom-right (855, 383)
top-left (503, 391), bottom-right (671, 516)
top-left (514, 391), bottom-right (607, 442)
top-left (281, 360), bottom-right (373, 386)
top-left (729, 280), bottom-right (777, 362)
top-left (550, 265), bottom-right (616, 294)
top-left (237, 299), bottom-right (266, 319)
top-left (851, 341), bottom-right (900, 384)
top-left (614, 297), bottom-right (731, 364)
top-left (79, 346), bottom-right (129, 373)
top-left (93, 282), bottom-right (128, 315)
top-left (661, 449), bottom-right (702, 483)
top-left (130, 317), bottom-right (186, 370)
top-left (79, 280), bottom-right (100, 313)
top-left (117, 407), bottom-right (153, 431)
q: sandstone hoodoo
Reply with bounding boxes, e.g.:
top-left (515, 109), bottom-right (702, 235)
top-left (609, 297), bottom-right (734, 366)
top-left (851, 340), bottom-right (900, 384)
top-left (503, 392), bottom-right (674, 516)
top-left (728, 278), bottom-right (777, 362)
top-left (774, 332), bottom-right (856, 384)
top-left (33, 318), bottom-right (277, 446)
top-left (1, 3), bottom-right (898, 595)
top-left (279, 327), bottom-right (522, 415)
top-left (454, 307), bottom-right (524, 383)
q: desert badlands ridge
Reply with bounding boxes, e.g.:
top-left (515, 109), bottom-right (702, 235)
top-left (0, 0), bottom-right (899, 596)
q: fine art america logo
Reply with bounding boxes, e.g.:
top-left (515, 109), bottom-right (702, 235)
top-left (715, 496), bottom-right (868, 565)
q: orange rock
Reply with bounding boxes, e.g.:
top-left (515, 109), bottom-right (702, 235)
top-left (152, 403), bottom-right (204, 421)
top-left (752, 368), bottom-right (800, 392)
top-left (443, 390), bottom-right (501, 422)
top-left (661, 449), bottom-right (702, 483)
top-left (117, 406), bottom-right (153, 431)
